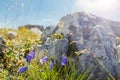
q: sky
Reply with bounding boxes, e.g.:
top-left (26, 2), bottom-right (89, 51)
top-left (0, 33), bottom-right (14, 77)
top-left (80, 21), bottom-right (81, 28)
top-left (0, 0), bottom-right (120, 28)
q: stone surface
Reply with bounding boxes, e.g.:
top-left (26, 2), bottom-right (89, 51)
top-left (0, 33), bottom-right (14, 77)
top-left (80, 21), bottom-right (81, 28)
top-left (36, 45), bottom-right (48, 59)
top-left (37, 38), bottom-right (68, 64)
top-left (41, 26), bottom-right (55, 44)
top-left (47, 38), bottom-right (68, 63)
top-left (53, 12), bottom-right (120, 79)
top-left (30, 28), bottom-right (42, 34)
top-left (116, 45), bottom-right (120, 63)
top-left (78, 26), bottom-right (119, 79)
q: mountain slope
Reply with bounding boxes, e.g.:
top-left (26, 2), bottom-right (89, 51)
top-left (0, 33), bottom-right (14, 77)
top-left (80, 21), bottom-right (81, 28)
top-left (55, 12), bottom-right (120, 37)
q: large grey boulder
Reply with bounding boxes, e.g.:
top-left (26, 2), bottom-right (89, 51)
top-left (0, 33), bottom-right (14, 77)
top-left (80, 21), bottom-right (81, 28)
top-left (53, 12), bottom-right (120, 79)
top-left (41, 26), bottom-right (55, 44)
top-left (78, 25), bottom-right (120, 79)
top-left (47, 38), bottom-right (68, 63)
top-left (67, 25), bottom-right (120, 79)
top-left (37, 12), bottom-right (120, 79)
top-left (37, 38), bottom-right (68, 63)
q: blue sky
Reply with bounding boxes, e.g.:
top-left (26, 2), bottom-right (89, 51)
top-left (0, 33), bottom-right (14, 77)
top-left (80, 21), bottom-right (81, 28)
top-left (0, 0), bottom-right (120, 28)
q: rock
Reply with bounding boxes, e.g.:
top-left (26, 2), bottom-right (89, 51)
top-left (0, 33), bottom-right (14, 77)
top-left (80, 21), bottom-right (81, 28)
top-left (56, 12), bottom-right (120, 37)
top-left (79, 26), bottom-right (119, 79)
top-left (41, 26), bottom-right (55, 44)
top-left (53, 12), bottom-right (120, 79)
top-left (36, 45), bottom-right (48, 59)
top-left (47, 38), bottom-right (68, 63)
top-left (37, 38), bottom-right (68, 64)
top-left (37, 12), bottom-right (120, 79)
top-left (30, 28), bottom-right (42, 34)
top-left (61, 25), bottom-right (119, 79)
top-left (109, 21), bottom-right (120, 37)
top-left (18, 25), bottom-right (44, 31)
top-left (78, 52), bottom-right (109, 80)
top-left (7, 31), bottom-right (17, 40)
top-left (0, 37), bottom-right (6, 57)
top-left (116, 45), bottom-right (120, 63)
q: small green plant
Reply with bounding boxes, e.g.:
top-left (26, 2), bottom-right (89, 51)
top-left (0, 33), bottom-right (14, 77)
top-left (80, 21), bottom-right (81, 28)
top-left (52, 33), bottom-right (64, 39)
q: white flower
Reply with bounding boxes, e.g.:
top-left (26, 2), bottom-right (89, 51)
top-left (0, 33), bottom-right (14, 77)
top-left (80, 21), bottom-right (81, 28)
top-left (40, 58), bottom-right (43, 65)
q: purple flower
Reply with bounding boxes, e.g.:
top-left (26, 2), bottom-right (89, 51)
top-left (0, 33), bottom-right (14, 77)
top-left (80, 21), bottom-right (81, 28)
top-left (26, 54), bottom-right (32, 63)
top-left (19, 66), bottom-right (28, 73)
top-left (61, 56), bottom-right (67, 66)
top-left (43, 56), bottom-right (48, 62)
top-left (30, 50), bottom-right (36, 59)
top-left (49, 60), bottom-right (54, 70)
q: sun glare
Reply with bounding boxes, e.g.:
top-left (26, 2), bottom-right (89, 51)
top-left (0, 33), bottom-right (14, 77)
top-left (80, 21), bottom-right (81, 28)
top-left (93, 0), bottom-right (118, 12)
top-left (75, 0), bottom-right (119, 13)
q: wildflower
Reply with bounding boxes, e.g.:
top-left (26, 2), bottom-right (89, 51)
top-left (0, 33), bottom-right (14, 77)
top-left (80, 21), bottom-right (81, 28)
top-left (43, 56), bottom-right (48, 62)
top-left (19, 66), bottom-right (28, 73)
top-left (26, 54), bottom-right (32, 63)
top-left (39, 56), bottom-right (48, 65)
top-left (39, 70), bottom-right (44, 72)
top-left (40, 58), bottom-right (43, 65)
top-left (49, 60), bottom-right (54, 70)
top-left (30, 50), bottom-right (36, 59)
top-left (61, 56), bottom-right (67, 66)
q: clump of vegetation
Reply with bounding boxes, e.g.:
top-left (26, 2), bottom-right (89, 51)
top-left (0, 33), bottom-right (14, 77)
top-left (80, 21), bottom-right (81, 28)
top-left (0, 28), bottom-right (41, 79)
top-left (52, 33), bottom-right (64, 39)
